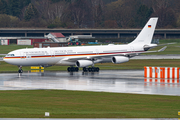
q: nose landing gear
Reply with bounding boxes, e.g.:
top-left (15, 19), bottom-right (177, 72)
top-left (18, 66), bottom-right (23, 77)
top-left (18, 66), bottom-right (23, 73)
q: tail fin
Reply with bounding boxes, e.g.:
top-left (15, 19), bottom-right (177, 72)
top-left (129, 17), bottom-right (158, 45)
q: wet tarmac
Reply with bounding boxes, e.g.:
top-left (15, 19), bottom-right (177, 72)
top-left (0, 70), bottom-right (180, 96)
top-left (1, 118), bottom-right (179, 120)
top-left (131, 54), bottom-right (180, 59)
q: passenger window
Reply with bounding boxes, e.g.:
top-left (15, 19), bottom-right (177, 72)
top-left (6, 54), bottom-right (14, 57)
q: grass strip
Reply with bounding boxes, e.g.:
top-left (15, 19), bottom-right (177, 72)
top-left (0, 45), bottom-right (33, 54)
top-left (0, 90), bottom-right (179, 118)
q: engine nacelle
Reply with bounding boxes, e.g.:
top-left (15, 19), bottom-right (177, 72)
top-left (76, 60), bottom-right (93, 68)
top-left (143, 44), bottom-right (157, 51)
top-left (112, 56), bottom-right (129, 64)
top-left (143, 45), bottom-right (151, 51)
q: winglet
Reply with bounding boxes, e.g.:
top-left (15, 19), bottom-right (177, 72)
top-left (132, 46), bottom-right (167, 54)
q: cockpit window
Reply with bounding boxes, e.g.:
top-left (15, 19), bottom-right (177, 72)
top-left (6, 54), bottom-right (15, 57)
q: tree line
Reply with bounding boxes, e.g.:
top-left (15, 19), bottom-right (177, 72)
top-left (0, 0), bottom-right (179, 28)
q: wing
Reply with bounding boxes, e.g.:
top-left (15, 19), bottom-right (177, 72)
top-left (125, 46), bottom-right (167, 57)
top-left (61, 46), bottom-right (167, 62)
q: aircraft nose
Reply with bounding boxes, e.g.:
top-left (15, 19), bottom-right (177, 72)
top-left (3, 57), bottom-right (7, 62)
top-left (3, 57), bottom-right (11, 63)
top-left (3, 57), bottom-right (14, 65)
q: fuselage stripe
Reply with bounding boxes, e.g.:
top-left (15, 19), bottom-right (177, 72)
top-left (4, 51), bottom-right (144, 59)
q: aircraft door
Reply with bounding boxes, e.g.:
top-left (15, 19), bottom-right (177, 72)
top-left (95, 49), bottom-right (99, 55)
top-left (20, 52), bottom-right (25, 59)
top-left (130, 46), bottom-right (134, 53)
top-left (50, 50), bottom-right (55, 58)
top-left (26, 53), bottom-right (31, 60)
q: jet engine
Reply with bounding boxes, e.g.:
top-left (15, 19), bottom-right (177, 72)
top-left (143, 45), bottom-right (151, 51)
top-left (112, 56), bottom-right (129, 64)
top-left (143, 44), bottom-right (157, 51)
top-left (76, 60), bottom-right (93, 68)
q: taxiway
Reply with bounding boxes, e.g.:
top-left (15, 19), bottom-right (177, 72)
top-left (0, 70), bottom-right (179, 96)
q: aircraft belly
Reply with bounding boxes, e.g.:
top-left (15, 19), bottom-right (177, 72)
top-left (93, 57), bottom-right (112, 64)
top-left (5, 59), bottom-right (34, 66)
top-left (6, 57), bottom-right (60, 66)
top-left (55, 61), bottom-right (75, 66)
top-left (101, 57), bottom-right (112, 63)
top-left (55, 59), bottom-right (75, 66)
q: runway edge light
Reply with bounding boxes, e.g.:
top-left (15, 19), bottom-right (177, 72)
top-left (178, 111), bottom-right (180, 115)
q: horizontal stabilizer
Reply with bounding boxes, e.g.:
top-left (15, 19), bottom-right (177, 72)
top-left (144, 46), bottom-right (167, 53)
top-left (157, 42), bottom-right (176, 46)
top-left (158, 46), bottom-right (167, 52)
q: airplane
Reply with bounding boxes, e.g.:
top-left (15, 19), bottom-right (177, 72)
top-left (3, 17), bottom-right (167, 73)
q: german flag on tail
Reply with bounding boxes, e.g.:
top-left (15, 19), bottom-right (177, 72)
top-left (148, 25), bottom-right (151, 28)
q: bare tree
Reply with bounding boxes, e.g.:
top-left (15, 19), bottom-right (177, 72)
top-left (152, 0), bottom-right (177, 28)
top-left (69, 0), bottom-right (91, 28)
top-left (91, 0), bottom-right (104, 27)
top-left (32, 0), bottom-right (66, 23)
top-left (105, 0), bottom-right (138, 28)
top-left (152, 0), bottom-right (169, 13)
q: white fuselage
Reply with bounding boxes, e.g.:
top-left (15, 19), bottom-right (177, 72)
top-left (3, 44), bottom-right (144, 67)
top-left (3, 18), bottom-right (159, 68)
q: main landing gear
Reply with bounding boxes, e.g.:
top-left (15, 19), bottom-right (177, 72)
top-left (67, 67), bottom-right (79, 72)
top-left (82, 67), bottom-right (100, 75)
top-left (67, 66), bottom-right (100, 73)
top-left (82, 67), bottom-right (100, 72)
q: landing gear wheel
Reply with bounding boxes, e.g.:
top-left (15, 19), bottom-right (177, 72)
top-left (83, 67), bottom-right (88, 72)
top-left (18, 69), bottom-right (23, 73)
top-left (75, 67), bottom-right (79, 72)
top-left (18, 66), bottom-right (23, 77)
top-left (95, 67), bottom-right (100, 72)
top-left (83, 67), bottom-right (100, 72)
top-left (67, 67), bottom-right (79, 72)
top-left (88, 67), bottom-right (92, 72)
top-left (67, 67), bottom-right (71, 72)
top-left (18, 66), bottom-right (23, 73)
